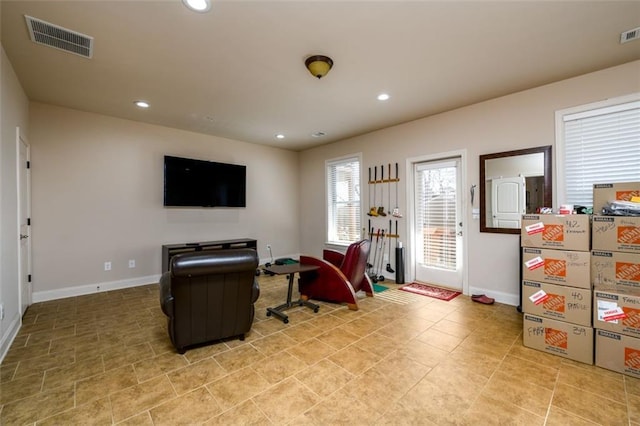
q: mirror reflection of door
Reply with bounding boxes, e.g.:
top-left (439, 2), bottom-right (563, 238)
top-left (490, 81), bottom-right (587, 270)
top-left (490, 176), bottom-right (525, 228)
top-left (484, 152), bottom-right (544, 229)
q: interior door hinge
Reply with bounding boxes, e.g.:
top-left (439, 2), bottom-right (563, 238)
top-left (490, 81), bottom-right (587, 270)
top-left (26, 161), bottom-right (30, 169)
top-left (27, 218), bottom-right (31, 226)
top-left (28, 274), bottom-right (32, 282)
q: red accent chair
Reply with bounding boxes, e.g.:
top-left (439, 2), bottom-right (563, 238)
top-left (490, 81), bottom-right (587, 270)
top-left (298, 239), bottom-right (373, 310)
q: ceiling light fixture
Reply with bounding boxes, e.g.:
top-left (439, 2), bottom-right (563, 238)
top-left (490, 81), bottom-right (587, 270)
top-left (377, 93), bottom-right (390, 101)
top-left (182, 0), bottom-right (212, 13)
top-left (305, 55), bottom-right (333, 79)
top-left (275, 134), bottom-right (285, 139)
top-left (134, 100), bottom-right (150, 108)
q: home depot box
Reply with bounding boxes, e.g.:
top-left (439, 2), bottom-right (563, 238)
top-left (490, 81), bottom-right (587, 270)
top-left (522, 248), bottom-right (591, 289)
top-left (522, 281), bottom-right (592, 326)
top-left (521, 214), bottom-right (590, 251)
top-left (595, 329), bottom-right (640, 379)
top-left (592, 216), bottom-right (640, 254)
top-left (593, 182), bottom-right (640, 215)
top-left (523, 314), bottom-right (594, 364)
top-left (593, 286), bottom-right (640, 338)
top-left (591, 250), bottom-right (640, 289)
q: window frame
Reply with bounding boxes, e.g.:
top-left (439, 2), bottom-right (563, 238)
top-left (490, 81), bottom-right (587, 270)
top-left (325, 154), bottom-right (362, 246)
top-left (555, 92), bottom-right (640, 207)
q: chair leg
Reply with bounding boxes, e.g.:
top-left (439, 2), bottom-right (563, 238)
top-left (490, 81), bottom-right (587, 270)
top-left (347, 303), bottom-right (359, 311)
top-left (239, 334), bottom-right (245, 341)
top-left (300, 294), bottom-right (309, 301)
top-left (365, 291), bottom-right (373, 297)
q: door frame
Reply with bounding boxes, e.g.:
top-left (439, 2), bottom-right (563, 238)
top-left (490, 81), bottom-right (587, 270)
top-left (406, 149), bottom-right (468, 295)
top-left (17, 127), bottom-right (32, 316)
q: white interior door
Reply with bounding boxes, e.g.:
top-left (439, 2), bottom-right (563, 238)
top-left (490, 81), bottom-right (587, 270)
top-left (18, 130), bottom-right (32, 316)
top-left (413, 158), bottom-right (462, 290)
top-left (491, 176), bottom-right (525, 228)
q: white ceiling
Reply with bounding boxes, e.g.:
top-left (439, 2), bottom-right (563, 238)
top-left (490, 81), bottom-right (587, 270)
top-left (2, 1), bottom-right (640, 151)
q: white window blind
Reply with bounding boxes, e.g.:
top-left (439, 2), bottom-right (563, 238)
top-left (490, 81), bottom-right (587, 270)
top-left (415, 161), bottom-right (457, 270)
top-left (327, 156), bottom-right (361, 244)
top-left (558, 96), bottom-right (640, 207)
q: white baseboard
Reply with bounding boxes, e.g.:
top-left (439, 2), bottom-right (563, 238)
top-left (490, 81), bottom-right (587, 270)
top-left (32, 275), bottom-right (162, 303)
top-left (0, 313), bottom-right (21, 364)
top-left (469, 286), bottom-right (519, 307)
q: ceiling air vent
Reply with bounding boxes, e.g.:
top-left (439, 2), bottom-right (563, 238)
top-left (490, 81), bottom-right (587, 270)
top-left (24, 15), bottom-right (93, 58)
top-left (620, 26), bottom-right (640, 44)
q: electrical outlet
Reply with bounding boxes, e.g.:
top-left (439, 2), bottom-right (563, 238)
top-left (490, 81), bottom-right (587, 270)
top-left (128, 259), bottom-right (136, 268)
top-left (104, 261), bottom-right (111, 271)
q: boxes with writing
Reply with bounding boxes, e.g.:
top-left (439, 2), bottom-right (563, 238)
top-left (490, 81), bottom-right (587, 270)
top-left (521, 214), bottom-right (590, 251)
top-left (523, 314), bottom-right (594, 365)
top-left (592, 216), bottom-right (640, 254)
top-left (595, 329), bottom-right (640, 379)
top-left (592, 250), bottom-right (640, 289)
top-left (522, 280), bottom-right (592, 326)
top-left (522, 248), bottom-right (591, 289)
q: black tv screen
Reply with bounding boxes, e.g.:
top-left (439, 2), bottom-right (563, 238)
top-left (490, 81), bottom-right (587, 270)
top-left (163, 155), bottom-right (246, 207)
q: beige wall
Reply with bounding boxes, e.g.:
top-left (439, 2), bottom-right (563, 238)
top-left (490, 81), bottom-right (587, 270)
top-left (29, 103), bottom-right (300, 299)
top-left (1, 46), bottom-right (30, 358)
top-left (299, 60), bottom-right (640, 304)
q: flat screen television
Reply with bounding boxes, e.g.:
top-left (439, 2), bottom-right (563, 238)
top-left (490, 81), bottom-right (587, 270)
top-left (163, 155), bottom-right (246, 207)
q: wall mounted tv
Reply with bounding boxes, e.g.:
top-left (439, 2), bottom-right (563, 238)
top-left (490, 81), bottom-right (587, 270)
top-left (163, 155), bottom-right (246, 207)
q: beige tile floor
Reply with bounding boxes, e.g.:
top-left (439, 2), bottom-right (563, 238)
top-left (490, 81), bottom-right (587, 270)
top-left (1, 274), bottom-right (639, 425)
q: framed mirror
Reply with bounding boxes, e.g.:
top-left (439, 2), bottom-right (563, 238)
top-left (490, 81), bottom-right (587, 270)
top-left (480, 145), bottom-right (552, 234)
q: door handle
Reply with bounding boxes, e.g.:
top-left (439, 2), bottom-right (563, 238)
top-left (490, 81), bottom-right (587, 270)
top-left (20, 234), bottom-right (29, 240)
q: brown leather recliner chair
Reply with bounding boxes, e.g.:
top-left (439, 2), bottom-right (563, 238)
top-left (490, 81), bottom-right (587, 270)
top-left (298, 239), bottom-right (373, 311)
top-left (159, 248), bottom-right (260, 354)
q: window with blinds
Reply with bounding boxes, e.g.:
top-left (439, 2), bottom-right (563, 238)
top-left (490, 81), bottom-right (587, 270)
top-left (415, 162), bottom-right (457, 270)
top-left (327, 156), bottom-right (361, 245)
top-left (557, 95), bottom-right (640, 207)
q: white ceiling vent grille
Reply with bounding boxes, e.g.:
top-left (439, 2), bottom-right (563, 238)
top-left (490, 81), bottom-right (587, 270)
top-left (24, 15), bottom-right (94, 58)
top-left (620, 26), bottom-right (640, 44)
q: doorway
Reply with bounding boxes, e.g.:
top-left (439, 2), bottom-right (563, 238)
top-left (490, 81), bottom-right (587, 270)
top-left (409, 153), bottom-right (465, 292)
top-left (18, 128), bottom-right (32, 316)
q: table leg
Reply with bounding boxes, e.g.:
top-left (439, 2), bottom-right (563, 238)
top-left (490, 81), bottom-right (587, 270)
top-left (266, 272), bottom-right (320, 324)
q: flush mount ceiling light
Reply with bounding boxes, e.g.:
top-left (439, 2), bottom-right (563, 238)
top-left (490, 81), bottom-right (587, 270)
top-left (305, 55), bottom-right (333, 79)
top-left (182, 0), bottom-right (211, 13)
top-left (377, 93), bottom-right (390, 101)
top-left (275, 134), bottom-right (285, 139)
top-left (134, 100), bottom-right (150, 108)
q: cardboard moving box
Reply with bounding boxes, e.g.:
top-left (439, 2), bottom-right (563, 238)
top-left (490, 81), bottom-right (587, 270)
top-left (523, 314), bottom-right (594, 364)
top-left (521, 214), bottom-right (590, 251)
top-left (591, 250), bottom-right (640, 289)
top-left (522, 281), bottom-right (592, 326)
top-left (592, 216), bottom-right (640, 254)
top-left (593, 286), bottom-right (640, 338)
top-left (595, 329), bottom-right (640, 379)
top-left (522, 248), bottom-right (591, 289)
top-left (593, 182), bottom-right (640, 215)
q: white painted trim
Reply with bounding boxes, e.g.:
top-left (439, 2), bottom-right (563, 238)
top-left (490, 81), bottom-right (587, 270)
top-left (0, 314), bottom-right (21, 364)
top-left (32, 275), bottom-right (161, 303)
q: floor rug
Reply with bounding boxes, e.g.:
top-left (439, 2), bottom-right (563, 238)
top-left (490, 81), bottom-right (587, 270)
top-left (373, 283), bottom-right (389, 293)
top-left (398, 282), bottom-right (461, 301)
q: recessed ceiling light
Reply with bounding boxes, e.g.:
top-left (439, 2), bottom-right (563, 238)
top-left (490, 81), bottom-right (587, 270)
top-left (311, 131), bottom-right (327, 138)
top-left (377, 93), bottom-right (390, 101)
top-left (182, 0), bottom-right (211, 13)
top-left (275, 134), bottom-right (285, 139)
top-left (134, 100), bottom-right (150, 108)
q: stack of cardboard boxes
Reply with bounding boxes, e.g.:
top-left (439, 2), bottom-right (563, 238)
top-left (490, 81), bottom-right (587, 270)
top-left (591, 182), bottom-right (640, 379)
top-left (520, 214), bottom-right (593, 364)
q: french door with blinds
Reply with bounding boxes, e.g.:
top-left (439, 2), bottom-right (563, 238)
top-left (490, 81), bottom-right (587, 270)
top-left (413, 157), bottom-right (463, 290)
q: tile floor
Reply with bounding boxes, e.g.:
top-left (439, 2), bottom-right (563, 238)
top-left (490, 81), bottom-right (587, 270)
top-left (1, 274), bottom-right (638, 425)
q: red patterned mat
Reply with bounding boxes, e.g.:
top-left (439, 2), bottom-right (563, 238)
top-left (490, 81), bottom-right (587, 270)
top-left (398, 282), bottom-right (461, 301)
